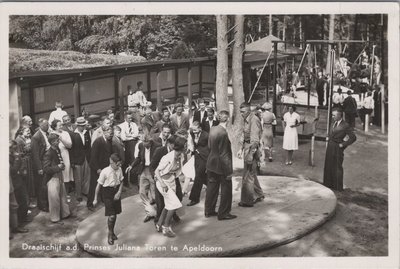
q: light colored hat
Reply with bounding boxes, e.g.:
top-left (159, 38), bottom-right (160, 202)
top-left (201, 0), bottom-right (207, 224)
top-left (262, 102), bottom-right (272, 110)
top-left (76, 117), bottom-right (88, 126)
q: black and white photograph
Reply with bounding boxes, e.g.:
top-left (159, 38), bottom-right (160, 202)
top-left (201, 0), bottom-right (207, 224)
top-left (1, 2), bottom-right (399, 269)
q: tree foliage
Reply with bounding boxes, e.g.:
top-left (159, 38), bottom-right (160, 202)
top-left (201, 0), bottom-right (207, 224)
top-left (10, 14), bottom-right (386, 65)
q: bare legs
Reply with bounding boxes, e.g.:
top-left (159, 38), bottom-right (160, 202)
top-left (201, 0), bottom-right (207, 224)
top-left (156, 208), bottom-right (176, 237)
top-left (286, 150), bottom-right (294, 164)
top-left (107, 215), bottom-right (117, 245)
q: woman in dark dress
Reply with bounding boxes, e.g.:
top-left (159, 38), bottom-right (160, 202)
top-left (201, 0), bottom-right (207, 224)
top-left (15, 126), bottom-right (36, 208)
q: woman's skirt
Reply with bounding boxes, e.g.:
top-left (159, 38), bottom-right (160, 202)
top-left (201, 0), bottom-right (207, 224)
top-left (262, 125), bottom-right (274, 148)
top-left (156, 179), bottom-right (182, 211)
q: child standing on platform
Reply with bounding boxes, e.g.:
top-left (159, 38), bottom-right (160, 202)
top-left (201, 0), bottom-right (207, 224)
top-left (93, 153), bottom-right (124, 245)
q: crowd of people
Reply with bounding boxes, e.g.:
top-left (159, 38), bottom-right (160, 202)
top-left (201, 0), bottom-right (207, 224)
top-left (9, 80), bottom-right (357, 244)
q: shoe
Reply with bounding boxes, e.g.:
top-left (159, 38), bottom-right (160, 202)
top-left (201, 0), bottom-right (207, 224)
top-left (13, 227), bottom-right (29, 233)
top-left (254, 196), bottom-right (265, 203)
top-left (172, 214), bottom-right (181, 223)
top-left (108, 234), bottom-right (114, 245)
top-left (87, 206), bottom-right (95, 211)
top-left (162, 226), bottom-right (176, 238)
top-left (238, 202), bottom-right (254, 208)
top-left (143, 215), bottom-right (154, 223)
top-left (218, 214), bottom-right (237, 221)
top-left (269, 157), bottom-right (273, 162)
top-left (205, 211), bottom-right (218, 218)
top-left (77, 197), bottom-right (83, 202)
top-left (187, 200), bottom-right (199, 206)
top-left (150, 200), bottom-right (156, 205)
top-left (285, 162), bottom-right (289, 165)
top-left (288, 161), bottom-right (293, 165)
top-left (155, 223), bottom-right (162, 233)
top-left (112, 233), bottom-right (118, 240)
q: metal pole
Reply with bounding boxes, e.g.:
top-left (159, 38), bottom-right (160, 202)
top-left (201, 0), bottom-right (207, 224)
top-left (297, 44), bottom-right (309, 74)
top-left (381, 84), bottom-right (385, 134)
top-left (248, 50), bottom-right (273, 102)
top-left (273, 42), bottom-right (278, 135)
top-left (327, 49), bottom-right (335, 139)
top-left (370, 45), bottom-right (376, 85)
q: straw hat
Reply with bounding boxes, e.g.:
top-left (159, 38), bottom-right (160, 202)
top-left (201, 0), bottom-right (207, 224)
top-left (261, 102), bottom-right (272, 110)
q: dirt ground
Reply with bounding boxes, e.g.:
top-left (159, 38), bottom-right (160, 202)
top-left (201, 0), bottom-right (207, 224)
top-left (9, 123), bottom-right (388, 258)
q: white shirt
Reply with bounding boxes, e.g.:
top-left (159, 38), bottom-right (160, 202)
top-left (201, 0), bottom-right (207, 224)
top-left (40, 129), bottom-right (51, 150)
top-left (75, 129), bottom-right (87, 145)
top-left (205, 117), bottom-right (216, 129)
top-left (363, 96), bottom-right (374, 109)
top-left (97, 166), bottom-right (123, 187)
top-left (145, 147), bottom-right (151, 166)
top-left (134, 141), bottom-right (142, 158)
top-left (176, 115), bottom-right (182, 127)
top-left (159, 133), bottom-right (167, 147)
top-left (136, 91), bottom-right (148, 107)
top-left (332, 93), bottom-right (344, 104)
top-left (119, 121), bottom-right (139, 141)
top-left (200, 110), bottom-right (206, 123)
top-left (48, 108), bottom-right (68, 125)
top-left (333, 119), bottom-right (342, 129)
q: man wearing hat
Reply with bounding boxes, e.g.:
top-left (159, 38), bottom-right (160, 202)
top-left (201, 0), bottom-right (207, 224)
top-left (237, 102), bottom-right (264, 207)
top-left (126, 135), bottom-right (158, 222)
top-left (71, 117), bottom-right (91, 202)
top-left (342, 90), bottom-right (358, 128)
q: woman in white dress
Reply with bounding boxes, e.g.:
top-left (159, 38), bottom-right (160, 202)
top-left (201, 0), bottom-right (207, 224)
top-left (282, 105), bottom-right (301, 165)
top-left (50, 120), bottom-right (74, 191)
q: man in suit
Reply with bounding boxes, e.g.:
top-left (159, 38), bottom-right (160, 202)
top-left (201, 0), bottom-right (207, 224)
top-left (201, 107), bottom-right (219, 133)
top-left (170, 103), bottom-right (189, 133)
top-left (192, 98), bottom-right (208, 124)
top-left (71, 117), bottom-right (91, 202)
top-left (187, 121), bottom-right (209, 206)
top-left (127, 135), bottom-right (158, 222)
top-left (316, 71), bottom-right (327, 107)
top-left (141, 107), bottom-right (158, 135)
top-left (152, 124), bottom-right (171, 148)
top-left (91, 117), bottom-right (112, 146)
top-left (154, 108), bottom-right (171, 134)
top-left (342, 90), bottom-right (358, 128)
top-left (149, 135), bottom-right (182, 222)
top-left (323, 108), bottom-right (356, 191)
top-left (237, 102), bottom-right (264, 207)
top-left (31, 118), bottom-right (50, 212)
top-left (88, 126), bottom-right (114, 210)
top-left (204, 110), bottom-right (237, 221)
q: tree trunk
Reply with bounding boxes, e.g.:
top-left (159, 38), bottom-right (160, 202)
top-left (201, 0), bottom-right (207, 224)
top-left (215, 15), bottom-right (229, 112)
top-left (283, 16), bottom-right (287, 41)
top-left (230, 15), bottom-right (246, 153)
top-left (269, 14), bottom-right (273, 36)
top-left (326, 14), bottom-right (335, 74)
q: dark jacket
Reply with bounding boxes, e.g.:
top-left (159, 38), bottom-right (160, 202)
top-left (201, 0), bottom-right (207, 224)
top-left (71, 131), bottom-right (91, 165)
top-left (31, 129), bottom-right (47, 171)
top-left (149, 146), bottom-right (169, 175)
top-left (141, 114), bottom-right (158, 135)
top-left (206, 125), bottom-right (233, 176)
top-left (43, 147), bottom-right (63, 183)
top-left (201, 118), bottom-right (219, 134)
top-left (131, 142), bottom-right (157, 175)
top-left (89, 136), bottom-right (113, 173)
top-left (112, 136), bottom-right (125, 165)
top-left (190, 130), bottom-right (210, 163)
top-left (10, 153), bottom-right (24, 189)
top-left (193, 109), bottom-right (208, 124)
top-left (343, 96), bottom-right (358, 115)
top-left (328, 120), bottom-right (357, 148)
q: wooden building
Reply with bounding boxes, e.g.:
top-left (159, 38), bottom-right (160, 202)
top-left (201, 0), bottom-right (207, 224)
top-left (9, 56), bottom-right (216, 137)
